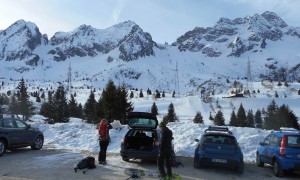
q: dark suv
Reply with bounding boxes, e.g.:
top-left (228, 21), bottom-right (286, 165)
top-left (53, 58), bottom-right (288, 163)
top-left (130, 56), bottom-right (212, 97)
top-left (120, 112), bottom-right (161, 161)
top-left (0, 117), bottom-right (44, 156)
top-left (194, 126), bottom-right (244, 173)
top-left (256, 128), bottom-right (300, 177)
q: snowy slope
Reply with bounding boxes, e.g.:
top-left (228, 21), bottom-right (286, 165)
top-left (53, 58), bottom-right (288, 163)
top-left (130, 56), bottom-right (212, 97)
top-left (0, 11), bottom-right (299, 96)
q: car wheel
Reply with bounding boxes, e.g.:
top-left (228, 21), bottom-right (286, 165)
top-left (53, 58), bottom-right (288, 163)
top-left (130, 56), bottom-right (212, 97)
top-left (236, 162), bottom-right (244, 173)
top-left (31, 136), bottom-right (44, 150)
top-left (273, 159), bottom-right (284, 177)
top-left (0, 139), bottom-right (6, 156)
top-left (256, 154), bottom-right (264, 167)
top-left (193, 159), bottom-right (203, 169)
top-left (122, 157), bottom-right (129, 162)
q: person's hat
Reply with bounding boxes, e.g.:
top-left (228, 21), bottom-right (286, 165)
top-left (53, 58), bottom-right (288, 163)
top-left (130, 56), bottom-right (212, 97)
top-left (159, 121), bottom-right (166, 128)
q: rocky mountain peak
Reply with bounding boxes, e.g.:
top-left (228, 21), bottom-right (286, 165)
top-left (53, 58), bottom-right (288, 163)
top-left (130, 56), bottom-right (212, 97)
top-left (261, 11), bottom-right (287, 28)
top-left (173, 11), bottom-right (295, 57)
top-left (0, 19), bottom-right (45, 64)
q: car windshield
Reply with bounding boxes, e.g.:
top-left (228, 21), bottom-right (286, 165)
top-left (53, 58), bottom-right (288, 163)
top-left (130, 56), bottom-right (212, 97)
top-left (286, 135), bottom-right (300, 148)
top-left (204, 135), bottom-right (236, 145)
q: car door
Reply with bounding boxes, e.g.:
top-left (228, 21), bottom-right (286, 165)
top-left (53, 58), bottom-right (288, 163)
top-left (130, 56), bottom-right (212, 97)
top-left (260, 135), bottom-right (271, 163)
top-left (266, 135), bottom-right (279, 164)
top-left (2, 118), bottom-right (20, 144)
top-left (14, 119), bottom-right (35, 144)
top-left (4, 118), bottom-right (32, 145)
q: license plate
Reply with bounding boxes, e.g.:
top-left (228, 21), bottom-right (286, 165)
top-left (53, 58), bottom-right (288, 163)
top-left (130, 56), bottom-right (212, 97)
top-left (212, 159), bottom-right (227, 163)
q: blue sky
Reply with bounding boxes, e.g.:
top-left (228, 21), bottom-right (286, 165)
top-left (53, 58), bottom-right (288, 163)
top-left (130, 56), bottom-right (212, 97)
top-left (1, 0), bottom-right (300, 43)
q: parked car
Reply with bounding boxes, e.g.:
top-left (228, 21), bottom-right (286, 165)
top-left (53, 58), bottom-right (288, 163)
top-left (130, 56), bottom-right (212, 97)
top-left (194, 126), bottom-right (244, 173)
top-left (120, 112), bottom-right (161, 161)
top-left (0, 117), bottom-right (44, 156)
top-left (256, 128), bottom-right (300, 177)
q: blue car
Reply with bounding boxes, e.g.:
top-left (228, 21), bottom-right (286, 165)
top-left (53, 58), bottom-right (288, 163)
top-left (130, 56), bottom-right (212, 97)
top-left (256, 128), bottom-right (300, 177)
top-left (194, 126), bottom-right (244, 173)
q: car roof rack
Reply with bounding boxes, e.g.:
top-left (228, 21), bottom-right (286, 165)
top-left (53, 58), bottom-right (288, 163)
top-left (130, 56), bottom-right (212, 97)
top-left (205, 126), bottom-right (233, 135)
top-left (279, 127), bottom-right (300, 133)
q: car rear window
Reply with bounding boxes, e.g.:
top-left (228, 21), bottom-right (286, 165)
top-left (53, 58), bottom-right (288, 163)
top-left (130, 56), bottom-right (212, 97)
top-left (287, 135), bottom-right (300, 148)
top-left (204, 135), bottom-right (236, 144)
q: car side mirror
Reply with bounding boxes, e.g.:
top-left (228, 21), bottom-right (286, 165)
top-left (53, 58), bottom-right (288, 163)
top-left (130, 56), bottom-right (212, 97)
top-left (27, 124), bottom-right (31, 129)
top-left (259, 142), bottom-right (263, 146)
top-left (195, 139), bottom-right (200, 143)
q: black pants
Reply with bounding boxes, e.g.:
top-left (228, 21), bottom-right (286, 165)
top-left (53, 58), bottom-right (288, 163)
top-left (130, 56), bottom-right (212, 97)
top-left (98, 140), bottom-right (109, 162)
top-left (157, 154), bottom-right (172, 177)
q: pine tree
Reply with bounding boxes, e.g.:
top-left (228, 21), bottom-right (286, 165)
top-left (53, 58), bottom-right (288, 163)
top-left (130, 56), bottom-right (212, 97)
top-left (275, 91), bottom-right (279, 98)
top-left (155, 90), bottom-right (161, 98)
top-left (130, 91), bottom-right (134, 98)
top-left (151, 102), bottom-right (158, 116)
top-left (16, 77), bottom-right (35, 120)
top-left (101, 80), bottom-right (118, 122)
top-left (246, 109), bottom-right (254, 127)
top-left (101, 80), bottom-right (133, 124)
top-left (213, 110), bottom-right (225, 126)
top-left (264, 99), bottom-right (278, 130)
top-left (68, 94), bottom-right (82, 118)
top-left (36, 95), bottom-right (41, 103)
top-left (147, 88), bottom-right (152, 95)
top-left (40, 91), bottom-right (55, 123)
top-left (165, 103), bottom-right (177, 123)
top-left (236, 103), bottom-right (246, 127)
top-left (229, 110), bottom-right (238, 127)
top-left (254, 109), bottom-right (263, 128)
top-left (172, 90), bottom-right (175, 98)
top-left (83, 90), bottom-right (97, 124)
top-left (139, 90), bottom-right (144, 98)
top-left (277, 104), bottom-right (299, 130)
top-left (52, 85), bottom-right (69, 123)
top-left (116, 84), bottom-right (134, 124)
top-left (9, 93), bottom-right (19, 116)
top-left (193, 111), bottom-right (203, 124)
top-left (41, 92), bottom-right (45, 100)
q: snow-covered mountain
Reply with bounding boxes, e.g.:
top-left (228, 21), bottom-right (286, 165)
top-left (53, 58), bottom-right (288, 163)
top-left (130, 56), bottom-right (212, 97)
top-left (172, 11), bottom-right (300, 57)
top-left (0, 11), bottom-right (299, 94)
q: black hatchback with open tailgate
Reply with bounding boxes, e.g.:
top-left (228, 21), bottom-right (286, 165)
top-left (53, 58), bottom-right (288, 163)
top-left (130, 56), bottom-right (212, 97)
top-left (120, 112), bottom-right (161, 162)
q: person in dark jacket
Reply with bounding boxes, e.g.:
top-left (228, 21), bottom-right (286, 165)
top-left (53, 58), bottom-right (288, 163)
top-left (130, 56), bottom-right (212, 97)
top-left (98, 119), bottom-right (112, 164)
top-left (157, 121), bottom-right (173, 180)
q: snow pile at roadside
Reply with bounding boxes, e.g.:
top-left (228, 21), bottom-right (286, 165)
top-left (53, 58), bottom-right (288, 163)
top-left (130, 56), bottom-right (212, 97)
top-left (30, 115), bottom-right (271, 163)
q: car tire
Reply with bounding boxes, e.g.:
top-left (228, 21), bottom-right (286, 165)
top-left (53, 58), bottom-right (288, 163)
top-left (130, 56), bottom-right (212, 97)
top-left (236, 162), bottom-right (244, 173)
top-left (122, 157), bottom-right (129, 162)
top-left (31, 136), bottom-right (44, 150)
top-left (273, 159), bottom-right (284, 177)
top-left (193, 159), bottom-right (203, 169)
top-left (0, 139), bottom-right (6, 156)
top-left (256, 154), bottom-right (264, 167)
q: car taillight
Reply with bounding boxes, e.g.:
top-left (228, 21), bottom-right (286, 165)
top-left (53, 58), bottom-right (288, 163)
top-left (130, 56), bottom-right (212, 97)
top-left (280, 135), bottom-right (287, 157)
top-left (154, 141), bottom-right (160, 147)
top-left (121, 138), bottom-right (125, 144)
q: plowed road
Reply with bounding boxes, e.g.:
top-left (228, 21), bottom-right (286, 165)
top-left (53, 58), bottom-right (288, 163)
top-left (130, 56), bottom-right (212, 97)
top-left (0, 149), bottom-right (299, 180)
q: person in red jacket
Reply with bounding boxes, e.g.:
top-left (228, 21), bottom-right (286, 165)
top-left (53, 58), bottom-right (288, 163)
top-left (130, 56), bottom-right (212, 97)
top-left (98, 119), bottom-right (111, 164)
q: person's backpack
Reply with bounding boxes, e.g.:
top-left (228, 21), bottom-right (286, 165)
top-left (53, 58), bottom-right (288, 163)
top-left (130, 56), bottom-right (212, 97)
top-left (74, 156), bottom-right (96, 173)
top-left (99, 123), bottom-right (108, 140)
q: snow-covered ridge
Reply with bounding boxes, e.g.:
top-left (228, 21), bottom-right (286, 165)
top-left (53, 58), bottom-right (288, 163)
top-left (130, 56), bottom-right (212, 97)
top-left (173, 11), bottom-right (299, 57)
top-left (0, 11), bottom-right (300, 95)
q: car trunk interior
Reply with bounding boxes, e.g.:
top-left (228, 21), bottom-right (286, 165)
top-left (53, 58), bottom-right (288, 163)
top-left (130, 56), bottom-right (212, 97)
top-left (125, 130), bottom-right (155, 151)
